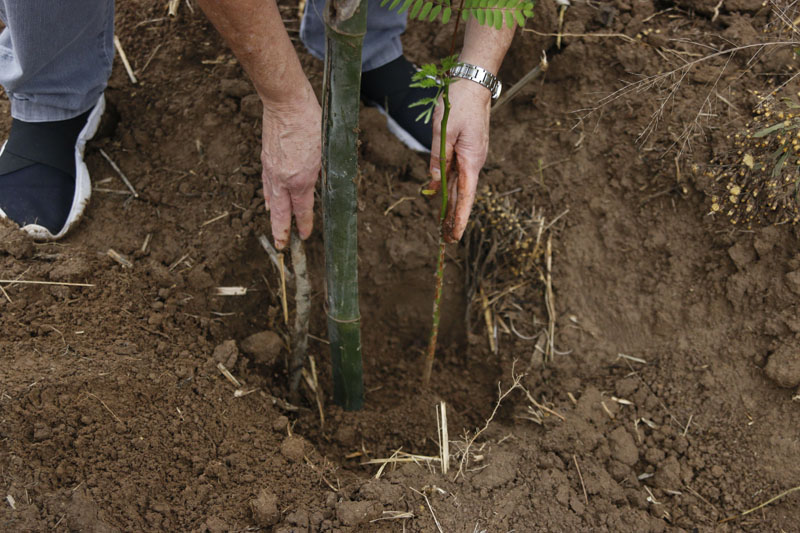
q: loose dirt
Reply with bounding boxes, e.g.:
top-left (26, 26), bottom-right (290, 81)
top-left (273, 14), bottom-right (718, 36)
top-left (2, 1), bottom-right (800, 531)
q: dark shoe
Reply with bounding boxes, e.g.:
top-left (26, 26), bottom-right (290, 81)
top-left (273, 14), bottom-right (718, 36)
top-left (0, 95), bottom-right (105, 240)
top-left (361, 56), bottom-right (436, 153)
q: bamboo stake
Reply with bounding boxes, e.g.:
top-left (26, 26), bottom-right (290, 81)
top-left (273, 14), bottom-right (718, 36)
top-left (321, 0), bottom-right (367, 410)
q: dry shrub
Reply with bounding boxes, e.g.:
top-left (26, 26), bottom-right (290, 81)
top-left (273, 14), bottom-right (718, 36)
top-left (709, 92), bottom-right (800, 228)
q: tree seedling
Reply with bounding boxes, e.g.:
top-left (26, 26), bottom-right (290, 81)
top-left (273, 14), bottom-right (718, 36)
top-left (381, 0), bottom-right (535, 387)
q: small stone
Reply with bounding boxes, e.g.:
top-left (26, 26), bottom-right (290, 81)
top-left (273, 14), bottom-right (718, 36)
top-left (33, 423), bottom-right (51, 441)
top-left (609, 427), bottom-right (639, 466)
top-left (654, 455), bottom-right (681, 489)
top-left (728, 241), bottom-right (756, 270)
top-left (272, 415), bottom-right (289, 433)
top-left (251, 490), bottom-right (280, 527)
top-left (764, 345), bottom-right (800, 388)
top-left (204, 516), bottom-right (228, 533)
top-left (220, 78), bottom-right (252, 98)
top-left (786, 271), bottom-right (800, 297)
top-left (240, 330), bottom-right (283, 366)
top-left (335, 500), bottom-right (381, 526)
top-left (241, 94), bottom-right (262, 120)
top-left (212, 340), bottom-right (239, 368)
top-left (280, 435), bottom-right (306, 462)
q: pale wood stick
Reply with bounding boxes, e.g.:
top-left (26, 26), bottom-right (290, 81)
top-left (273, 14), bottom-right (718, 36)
top-left (99, 149), bottom-right (139, 197)
top-left (0, 279), bottom-right (93, 287)
top-left (113, 35), bottom-right (138, 84)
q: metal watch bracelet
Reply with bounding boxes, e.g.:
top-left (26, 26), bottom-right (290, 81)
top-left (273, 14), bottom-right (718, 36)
top-left (448, 63), bottom-right (502, 100)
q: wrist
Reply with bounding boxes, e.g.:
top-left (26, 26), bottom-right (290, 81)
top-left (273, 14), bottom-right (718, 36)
top-left (449, 62), bottom-right (502, 100)
top-left (259, 81), bottom-right (317, 113)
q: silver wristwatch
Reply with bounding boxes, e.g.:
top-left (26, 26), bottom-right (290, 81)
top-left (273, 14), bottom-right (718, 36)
top-left (449, 63), bottom-right (502, 100)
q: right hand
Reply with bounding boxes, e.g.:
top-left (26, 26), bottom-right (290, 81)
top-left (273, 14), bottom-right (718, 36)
top-left (260, 86), bottom-right (321, 249)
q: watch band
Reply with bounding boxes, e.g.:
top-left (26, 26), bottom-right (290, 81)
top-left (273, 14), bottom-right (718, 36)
top-left (449, 63), bottom-right (502, 100)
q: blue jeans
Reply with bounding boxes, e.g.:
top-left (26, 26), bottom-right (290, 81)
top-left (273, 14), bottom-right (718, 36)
top-left (0, 0), bottom-right (405, 122)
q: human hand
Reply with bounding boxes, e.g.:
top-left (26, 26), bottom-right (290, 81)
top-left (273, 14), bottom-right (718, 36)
top-left (260, 87), bottom-right (322, 249)
top-left (427, 79), bottom-right (491, 243)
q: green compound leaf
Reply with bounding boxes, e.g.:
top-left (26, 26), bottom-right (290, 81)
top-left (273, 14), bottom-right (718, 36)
top-left (441, 5), bottom-right (451, 22)
top-left (514, 8), bottom-right (525, 26)
top-left (505, 9), bottom-right (515, 27)
top-left (398, 0), bottom-right (415, 14)
top-left (419, 1), bottom-right (433, 19)
top-left (522, 2), bottom-right (534, 16)
top-left (410, 0), bottom-right (424, 18)
top-left (429, 4), bottom-right (442, 21)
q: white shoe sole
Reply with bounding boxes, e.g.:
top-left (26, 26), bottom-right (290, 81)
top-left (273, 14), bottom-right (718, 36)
top-left (368, 101), bottom-right (431, 154)
top-left (0, 94), bottom-right (105, 241)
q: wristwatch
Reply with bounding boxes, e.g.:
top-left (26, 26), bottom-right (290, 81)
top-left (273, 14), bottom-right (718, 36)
top-left (449, 63), bottom-right (503, 100)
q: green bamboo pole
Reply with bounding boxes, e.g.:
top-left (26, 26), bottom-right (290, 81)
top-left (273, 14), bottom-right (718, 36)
top-left (321, 0), bottom-right (367, 410)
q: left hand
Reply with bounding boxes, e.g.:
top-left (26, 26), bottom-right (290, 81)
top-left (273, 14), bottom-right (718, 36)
top-left (427, 79), bottom-right (492, 243)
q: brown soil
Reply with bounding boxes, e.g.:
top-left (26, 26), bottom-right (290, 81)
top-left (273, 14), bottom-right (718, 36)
top-left (2, 1), bottom-right (800, 531)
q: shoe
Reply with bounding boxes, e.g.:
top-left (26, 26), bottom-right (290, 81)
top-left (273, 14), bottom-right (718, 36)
top-left (0, 95), bottom-right (105, 240)
top-left (361, 56), bottom-right (436, 153)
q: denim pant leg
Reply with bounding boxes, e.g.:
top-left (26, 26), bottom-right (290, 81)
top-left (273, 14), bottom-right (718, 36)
top-left (0, 0), bottom-right (115, 122)
top-left (300, 0), bottom-right (406, 72)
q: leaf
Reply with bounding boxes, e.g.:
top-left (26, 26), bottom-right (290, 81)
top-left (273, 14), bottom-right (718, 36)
top-left (496, 0), bottom-right (509, 8)
top-left (398, 0), bottom-right (415, 14)
top-left (494, 9), bottom-right (503, 29)
top-left (505, 9), bottom-right (515, 27)
top-left (462, 7), bottom-right (470, 21)
top-left (410, 0), bottom-right (424, 18)
top-left (476, 8), bottom-right (485, 24)
top-left (389, 0), bottom-right (402, 8)
top-left (442, 6), bottom-right (451, 22)
top-left (773, 150), bottom-right (790, 177)
top-left (409, 97), bottom-right (437, 107)
top-left (514, 8), bottom-right (525, 26)
top-left (479, 0), bottom-right (489, 7)
top-left (522, 2), bottom-right (534, 17)
top-left (419, 1), bottom-right (433, 19)
top-left (429, 4), bottom-right (442, 21)
top-left (753, 122), bottom-right (786, 138)
top-left (416, 107), bottom-right (434, 124)
top-left (442, 54), bottom-right (459, 70)
top-left (381, 0), bottom-right (391, 6)
top-left (485, 8), bottom-right (494, 26)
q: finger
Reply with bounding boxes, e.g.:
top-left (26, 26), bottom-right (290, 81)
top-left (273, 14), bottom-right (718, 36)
top-left (289, 179), bottom-right (316, 240)
top-left (261, 176), bottom-right (272, 212)
top-left (449, 156), bottom-right (480, 242)
top-left (269, 184), bottom-right (292, 250)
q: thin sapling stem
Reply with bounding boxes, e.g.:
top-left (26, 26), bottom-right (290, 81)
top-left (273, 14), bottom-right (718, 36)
top-left (422, 81), bottom-right (451, 387)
